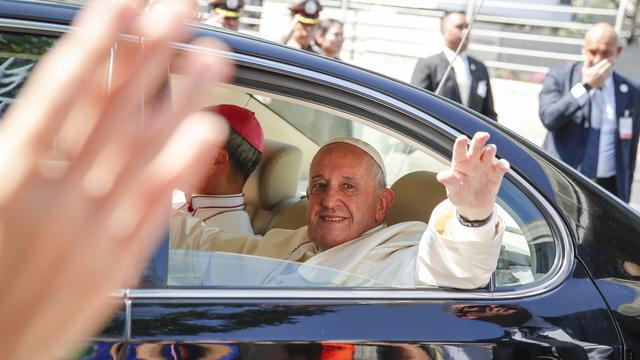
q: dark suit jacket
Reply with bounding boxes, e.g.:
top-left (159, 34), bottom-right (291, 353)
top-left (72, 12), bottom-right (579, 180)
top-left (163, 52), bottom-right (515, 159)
top-left (411, 52), bottom-right (497, 120)
top-left (539, 62), bottom-right (640, 202)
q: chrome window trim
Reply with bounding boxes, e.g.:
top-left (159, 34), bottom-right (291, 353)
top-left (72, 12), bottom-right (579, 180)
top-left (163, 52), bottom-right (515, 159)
top-left (0, 18), bottom-right (69, 34)
top-left (0, 17), bottom-right (573, 301)
top-left (124, 290), bottom-right (132, 340)
top-left (0, 17), bottom-right (138, 40)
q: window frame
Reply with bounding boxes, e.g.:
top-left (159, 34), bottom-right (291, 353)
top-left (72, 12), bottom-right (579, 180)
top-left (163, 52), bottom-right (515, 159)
top-left (138, 43), bottom-right (573, 300)
top-left (0, 18), bottom-right (573, 301)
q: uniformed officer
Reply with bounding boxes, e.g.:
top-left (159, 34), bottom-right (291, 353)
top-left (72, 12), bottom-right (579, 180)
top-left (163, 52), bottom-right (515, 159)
top-left (280, 0), bottom-right (323, 53)
top-left (205, 0), bottom-right (245, 31)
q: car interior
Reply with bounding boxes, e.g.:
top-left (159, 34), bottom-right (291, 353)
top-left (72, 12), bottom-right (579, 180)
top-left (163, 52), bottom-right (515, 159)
top-left (168, 73), bottom-right (558, 290)
top-left (0, 31), bottom-right (558, 291)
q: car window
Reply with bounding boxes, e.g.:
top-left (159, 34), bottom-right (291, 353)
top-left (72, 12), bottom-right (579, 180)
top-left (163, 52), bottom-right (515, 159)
top-left (165, 68), bottom-right (557, 290)
top-left (0, 32), bottom-right (56, 116)
top-left (0, 30), bottom-right (558, 291)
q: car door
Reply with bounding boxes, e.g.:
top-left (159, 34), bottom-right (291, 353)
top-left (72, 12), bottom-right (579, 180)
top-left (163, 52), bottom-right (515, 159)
top-left (124, 30), bottom-right (622, 359)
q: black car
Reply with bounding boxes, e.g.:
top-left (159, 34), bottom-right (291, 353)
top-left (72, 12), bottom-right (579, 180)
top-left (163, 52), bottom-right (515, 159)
top-left (2, 2), bottom-right (640, 359)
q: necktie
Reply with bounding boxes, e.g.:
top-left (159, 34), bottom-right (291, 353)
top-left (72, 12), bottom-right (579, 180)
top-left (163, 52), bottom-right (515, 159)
top-left (580, 89), bottom-right (603, 178)
top-left (453, 56), bottom-right (470, 106)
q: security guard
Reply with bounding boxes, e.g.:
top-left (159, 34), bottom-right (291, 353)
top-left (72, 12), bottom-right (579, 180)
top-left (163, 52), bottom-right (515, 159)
top-left (205, 0), bottom-right (245, 31)
top-left (280, 0), bottom-right (323, 53)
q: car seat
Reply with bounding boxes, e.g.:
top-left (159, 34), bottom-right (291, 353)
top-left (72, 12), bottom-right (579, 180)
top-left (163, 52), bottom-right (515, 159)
top-left (243, 139), bottom-right (303, 234)
top-left (386, 170), bottom-right (447, 225)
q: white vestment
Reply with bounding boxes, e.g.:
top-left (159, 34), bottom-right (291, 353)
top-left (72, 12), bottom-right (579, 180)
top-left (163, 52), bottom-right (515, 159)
top-left (170, 200), bottom-right (504, 289)
top-left (174, 192), bottom-right (254, 236)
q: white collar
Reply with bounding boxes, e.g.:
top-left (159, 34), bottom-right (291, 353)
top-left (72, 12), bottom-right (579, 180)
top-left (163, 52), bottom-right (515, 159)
top-left (190, 193), bottom-right (246, 211)
top-left (442, 47), bottom-right (467, 63)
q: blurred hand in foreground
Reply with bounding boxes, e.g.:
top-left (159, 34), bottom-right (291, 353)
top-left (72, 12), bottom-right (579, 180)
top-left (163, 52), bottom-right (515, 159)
top-left (0, 0), bottom-right (232, 358)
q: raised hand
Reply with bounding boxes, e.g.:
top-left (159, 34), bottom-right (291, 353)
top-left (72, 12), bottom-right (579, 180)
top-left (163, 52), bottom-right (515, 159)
top-left (0, 0), bottom-right (232, 359)
top-left (436, 132), bottom-right (510, 220)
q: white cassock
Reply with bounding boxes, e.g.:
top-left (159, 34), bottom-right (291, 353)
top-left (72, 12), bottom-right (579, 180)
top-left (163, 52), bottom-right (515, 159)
top-left (173, 191), bottom-right (254, 236)
top-left (170, 200), bottom-right (504, 289)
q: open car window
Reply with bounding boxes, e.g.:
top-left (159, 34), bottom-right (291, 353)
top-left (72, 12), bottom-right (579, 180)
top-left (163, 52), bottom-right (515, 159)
top-left (164, 65), bottom-right (557, 290)
top-left (0, 30), bottom-right (558, 292)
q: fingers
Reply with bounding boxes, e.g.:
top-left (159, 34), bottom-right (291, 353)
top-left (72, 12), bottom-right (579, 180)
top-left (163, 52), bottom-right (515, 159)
top-left (436, 169), bottom-right (455, 189)
top-left (65, 0), bottom-right (205, 175)
top-left (494, 158), bottom-right (511, 175)
top-left (451, 135), bottom-right (469, 163)
top-left (100, 111), bottom-right (228, 240)
top-left (479, 137), bottom-right (510, 175)
top-left (480, 143), bottom-right (497, 163)
top-left (450, 131), bottom-right (509, 178)
top-left (451, 132), bottom-right (492, 164)
top-left (5, 0), bottom-right (140, 152)
top-left (95, 40), bottom-right (232, 201)
top-left (467, 132), bottom-right (489, 159)
top-left (0, 0), bottom-right (141, 204)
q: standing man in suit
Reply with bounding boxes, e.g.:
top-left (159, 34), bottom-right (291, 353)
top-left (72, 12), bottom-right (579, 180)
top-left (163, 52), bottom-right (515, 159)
top-left (539, 23), bottom-right (640, 202)
top-left (411, 11), bottom-right (497, 120)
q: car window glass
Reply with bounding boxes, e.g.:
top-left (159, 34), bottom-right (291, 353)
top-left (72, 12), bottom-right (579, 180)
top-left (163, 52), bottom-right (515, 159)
top-left (0, 32), bottom-right (55, 116)
top-left (0, 31), bottom-right (557, 291)
top-left (163, 72), bottom-right (557, 290)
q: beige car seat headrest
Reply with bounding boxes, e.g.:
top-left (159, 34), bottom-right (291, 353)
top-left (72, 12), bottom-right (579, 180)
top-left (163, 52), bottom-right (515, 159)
top-left (386, 171), bottom-right (447, 226)
top-left (244, 139), bottom-right (303, 210)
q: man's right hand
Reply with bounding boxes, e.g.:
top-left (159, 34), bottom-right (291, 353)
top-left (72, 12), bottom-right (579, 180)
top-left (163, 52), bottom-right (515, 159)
top-left (582, 59), bottom-right (614, 88)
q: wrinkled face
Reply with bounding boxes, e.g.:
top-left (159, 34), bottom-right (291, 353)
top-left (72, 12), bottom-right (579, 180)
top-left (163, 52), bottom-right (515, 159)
top-left (442, 13), bottom-right (469, 52)
top-left (293, 22), bottom-right (316, 48)
top-left (307, 143), bottom-right (385, 250)
top-left (582, 30), bottom-right (620, 67)
top-left (218, 15), bottom-right (240, 31)
top-left (320, 24), bottom-right (344, 55)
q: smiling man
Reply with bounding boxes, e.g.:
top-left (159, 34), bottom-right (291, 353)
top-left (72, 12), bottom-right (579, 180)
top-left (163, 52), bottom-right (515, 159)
top-left (171, 133), bottom-right (509, 288)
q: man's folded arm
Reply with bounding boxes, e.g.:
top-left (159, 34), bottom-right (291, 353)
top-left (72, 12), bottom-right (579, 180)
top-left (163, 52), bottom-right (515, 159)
top-left (170, 210), bottom-right (261, 254)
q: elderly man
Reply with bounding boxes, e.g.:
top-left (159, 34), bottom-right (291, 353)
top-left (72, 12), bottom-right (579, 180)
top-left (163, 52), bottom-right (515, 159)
top-left (539, 23), bottom-right (640, 202)
top-left (172, 132), bottom-right (509, 288)
top-left (411, 11), bottom-right (497, 120)
top-left (175, 104), bottom-right (263, 235)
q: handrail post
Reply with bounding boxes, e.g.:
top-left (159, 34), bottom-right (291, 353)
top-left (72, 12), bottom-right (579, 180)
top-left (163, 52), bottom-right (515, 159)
top-left (615, 0), bottom-right (631, 40)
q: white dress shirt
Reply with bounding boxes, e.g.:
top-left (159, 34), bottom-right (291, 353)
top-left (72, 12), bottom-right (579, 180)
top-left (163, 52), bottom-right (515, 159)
top-left (443, 47), bottom-right (471, 106)
top-left (570, 76), bottom-right (617, 178)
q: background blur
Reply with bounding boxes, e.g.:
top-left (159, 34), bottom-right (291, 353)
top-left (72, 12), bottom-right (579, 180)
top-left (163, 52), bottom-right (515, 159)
top-left (200, 0), bottom-right (640, 208)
